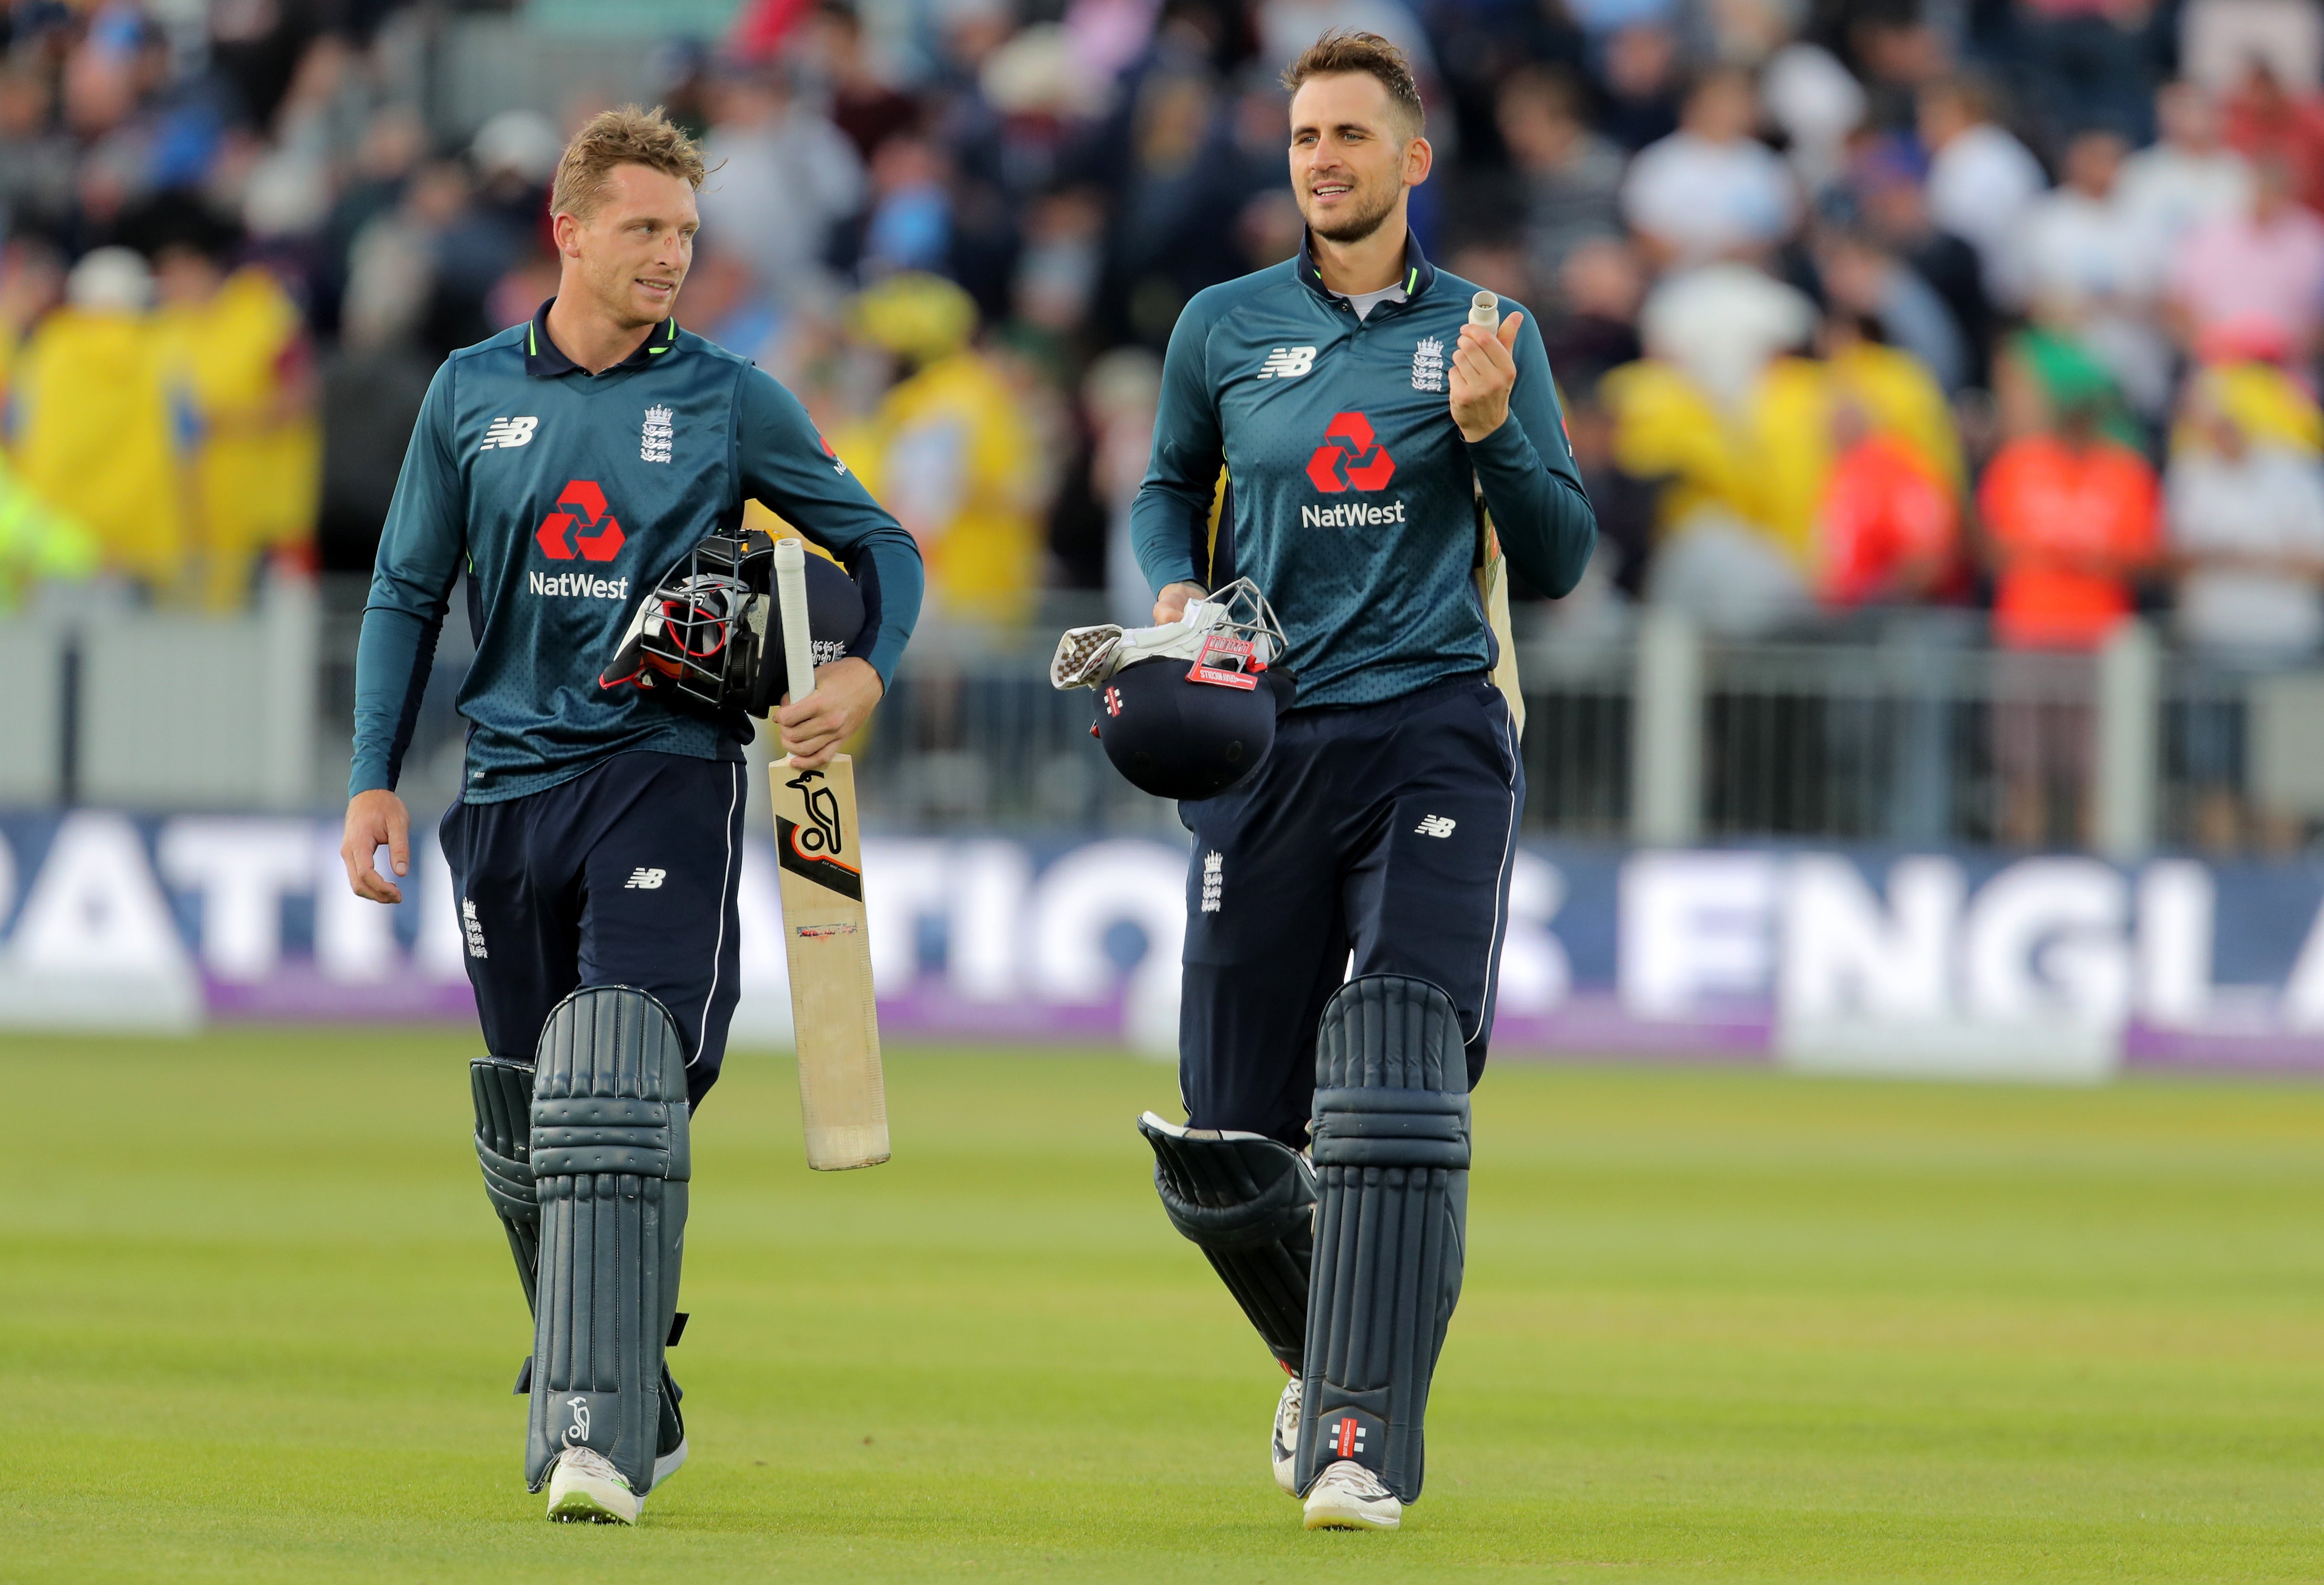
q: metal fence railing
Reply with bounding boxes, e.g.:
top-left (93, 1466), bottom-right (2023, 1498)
top-left (36, 580), bottom-right (2324, 857)
top-left (1606, 613), bottom-right (2164, 854)
top-left (1511, 635), bottom-right (1632, 839)
top-left (856, 611), bottom-right (2202, 852)
top-left (853, 628), bottom-right (1184, 836)
top-left (1693, 629), bottom-right (2102, 848)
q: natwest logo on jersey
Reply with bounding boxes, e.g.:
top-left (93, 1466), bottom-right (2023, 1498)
top-left (535, 480), bottom-right (625, 562)
top-left (1305, 412), bottom-right (1395, 493)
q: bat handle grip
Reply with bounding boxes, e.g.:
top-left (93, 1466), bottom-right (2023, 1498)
top-left (773, 537), bottom-right (817, 706)
top-left (1469, 289), bottom-right (1499, 331)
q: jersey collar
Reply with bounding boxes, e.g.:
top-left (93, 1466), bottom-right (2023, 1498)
top-left (1296, 226), bottom-right (1436, 307)
top-left (523, 298), bottom-right (681, 377)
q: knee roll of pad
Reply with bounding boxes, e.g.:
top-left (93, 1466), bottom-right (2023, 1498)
top-left (471, 1057), bottom-right (540, 1312)
top-left (1295, 975), bottom-right (1471, 1506)
top-left (1138, 1112), bottom-right (1316, 1371)
top-left (523, 985), bottom-right (692, 1498)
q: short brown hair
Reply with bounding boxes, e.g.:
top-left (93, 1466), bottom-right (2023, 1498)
top-left (1281, 30), bottom-right (1425, 137)
top-left (550, 105), bottom-right (708, 221)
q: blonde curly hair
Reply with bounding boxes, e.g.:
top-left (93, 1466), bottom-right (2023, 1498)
top-left (550, 105), bottom-right (708, 222)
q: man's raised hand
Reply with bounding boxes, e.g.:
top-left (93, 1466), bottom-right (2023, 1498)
top-left (1449, 312), bottom-right (1523, 444)
top-left (1153, 581), bottom-right (1207, 625)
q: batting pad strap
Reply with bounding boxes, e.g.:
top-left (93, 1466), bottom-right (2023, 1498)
top-left (530, 1095), bottom-right (686, 1179)
top-left (1311, 1088), bottom-right (1470, 1170)
top-left (477, 1140), bottom-right (535, 1221)
top-left (1159, 1175), bottom-right (1311, 1248)
top-left (1149, 1140), bottom-right (1314, 1251)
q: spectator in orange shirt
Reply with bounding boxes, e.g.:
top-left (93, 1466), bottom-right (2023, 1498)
top-left (1981, 399), bottom-right (2161, 649)
top-left (1978, 388), bottom-right (2162, 846)
top-left (1817, 402), bottom-right (1959, 607)
top-left (1817, 400), bottom-right (1964, 842)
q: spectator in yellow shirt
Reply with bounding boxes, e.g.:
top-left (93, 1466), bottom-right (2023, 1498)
top-left (1604, 268), bottom-right (1961, 583)
top-left (827, 273), bottom-right (1043, 623)
top-left (10, 246), bottom-right (190, 600)
top-left (144, 198), bottom-right (320, 610)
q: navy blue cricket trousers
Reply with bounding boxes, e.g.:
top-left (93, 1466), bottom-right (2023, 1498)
top-left (440, 750), bottom-right (746, 1109)
top-left (1178, 673), bottom-right (1524, 1148)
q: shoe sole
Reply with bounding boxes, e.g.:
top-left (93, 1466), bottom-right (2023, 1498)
top-left (546, 1476), bottom-right (639, 1525)
top-left (1304, 1503), bottom-right (1400, 1531)
top-left (655, 1436), bottom-right (689, 1487)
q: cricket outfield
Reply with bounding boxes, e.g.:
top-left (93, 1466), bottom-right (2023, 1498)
top-left (3, 1032), bottom-right (2321, 1583)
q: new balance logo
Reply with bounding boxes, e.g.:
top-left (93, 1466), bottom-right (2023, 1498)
top-left (479, 416), bottom-right (538, 451)
top-left (1256, 346), bottom-right (1316, 381)
top-left (1415, 815), bottom-right (1457, 838)
top-left (624, 867), bottom-right (667, 890)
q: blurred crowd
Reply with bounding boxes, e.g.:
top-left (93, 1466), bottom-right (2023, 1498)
top-left (2, 0), bottom-right (2324, 842)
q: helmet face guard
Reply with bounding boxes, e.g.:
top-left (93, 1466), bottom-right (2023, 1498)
top-left (600, 532), bottom-right (771, 722)
top-left (601, 530), bottom-right (865, 724)
top-left (1049, 577), bottom-right (1290, 692)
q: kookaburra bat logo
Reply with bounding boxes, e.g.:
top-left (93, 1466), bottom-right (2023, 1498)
top-left (777, 767), bottom-right (862, 900)
top-left (785, 768), bottom-right (846, 857)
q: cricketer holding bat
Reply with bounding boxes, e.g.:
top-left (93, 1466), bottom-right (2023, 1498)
top-left (337, 107), bottom-right (923, 1525)
top-left (1129, 32), bottom-right (1597, 1531)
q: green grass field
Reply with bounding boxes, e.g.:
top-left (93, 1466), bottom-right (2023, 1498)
top-left (4, 1033), bottom-right (2323, 1583)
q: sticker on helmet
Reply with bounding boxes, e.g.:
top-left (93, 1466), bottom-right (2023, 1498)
top-left (1188, 633), bottom-right (1258, 690)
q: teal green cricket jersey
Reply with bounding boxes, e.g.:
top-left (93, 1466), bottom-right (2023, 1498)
top-left (1130, 234), bottom-right (1596, 707)
top-left (351, 300), bottom-right (924, 804)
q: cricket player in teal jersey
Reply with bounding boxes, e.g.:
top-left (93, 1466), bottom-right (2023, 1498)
top-left (336, 107), bottom-right (923, 1525)
top-left (1129, 32), bottom-right (1597, 1531)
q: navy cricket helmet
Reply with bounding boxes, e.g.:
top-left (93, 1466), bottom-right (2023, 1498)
top-left (1054, 579), bottom-right (1293, 802)
top-left (1093, 655), bottom-right (1293, 800)
top-left (745, 546), bottom-right (864, 715)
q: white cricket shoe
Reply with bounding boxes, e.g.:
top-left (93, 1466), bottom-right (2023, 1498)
top-left (544, 1446), bottom-right (639, 1525)
top-left (1271, 1376), bottom-right (1301, 1495)
top-left (1302, 1459), bottom-right (1401, 1531)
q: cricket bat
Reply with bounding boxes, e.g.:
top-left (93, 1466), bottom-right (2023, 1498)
top-left (1466, 290), bottom-right (1527, 736)
top-left (769, 537), bottom-right (890, 1170)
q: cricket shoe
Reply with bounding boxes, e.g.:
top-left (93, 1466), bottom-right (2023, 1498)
top-left (544, 1446), bottom-right (639, 1525)
top-left (1271, 1375), bottom-right (1301, 1495)
top-left (1302, 1459), bottom-right (1401, 1531)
